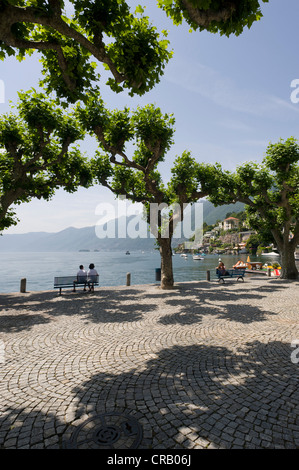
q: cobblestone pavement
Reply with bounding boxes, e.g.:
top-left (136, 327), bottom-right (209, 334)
top-left (0, 277), bottom-right (299, 449)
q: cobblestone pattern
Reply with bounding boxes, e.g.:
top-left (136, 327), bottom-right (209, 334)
top-left (0, 277), bottom-right (299, 449)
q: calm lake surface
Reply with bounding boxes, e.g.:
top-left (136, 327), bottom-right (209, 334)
top-left (0, 251), bottom-right (283, 294)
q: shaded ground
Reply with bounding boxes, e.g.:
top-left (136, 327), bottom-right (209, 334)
top-left (0, 277), bottom-right (298, 449)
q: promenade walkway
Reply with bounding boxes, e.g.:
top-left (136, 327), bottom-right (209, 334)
top-left (0, 277), bottom-right (298, 449)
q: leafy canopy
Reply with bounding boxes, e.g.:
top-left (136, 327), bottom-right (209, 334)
top-left (157, 0), bottom-right (269, 36)
top-left (208, 137), bottom-right (299, 248)
top-left (0, 0), bottom-right (172, 103)
top-left (0, 90), bottom-right (92, 230)
top-left (0, 1), bottom-right (270, 103)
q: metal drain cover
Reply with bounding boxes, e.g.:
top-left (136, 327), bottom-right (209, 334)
top-left (66, 413), bottom-right (143, 449)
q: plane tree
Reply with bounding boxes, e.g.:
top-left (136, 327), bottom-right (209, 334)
top-left (0, 90), bottom-right (92, 231)
top-left (77, 97), bottom-right (218, 289)
top-left (0, 1), bottom-right (269, 103)
top-left (207, 138), bottom-right (299, 280)
top-left (157, 0), bottom-right (269, 36)
top-left (0, 0), bottom-right (172, 103)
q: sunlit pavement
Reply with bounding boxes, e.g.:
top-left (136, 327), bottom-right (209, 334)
top-left (0, 277), bottom-right (299, 449)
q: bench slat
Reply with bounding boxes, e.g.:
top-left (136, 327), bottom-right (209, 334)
top-left (54, 275), bottom-right (99, 294)
top-left (216, 269), bottom-right (245, 283)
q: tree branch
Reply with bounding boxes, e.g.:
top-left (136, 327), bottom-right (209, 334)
top-left (0, 2), bottom-right (126, 86)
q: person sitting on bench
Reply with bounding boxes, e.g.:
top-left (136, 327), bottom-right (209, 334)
top-left (87, 263), bottom-right (99, 292)
top-left (73, 265), bottom-right (87, 292)
top-left (216, 261), bottom-right (228, 277)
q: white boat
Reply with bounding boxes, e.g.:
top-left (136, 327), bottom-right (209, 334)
top-left (180, 253), bottom-right (188, 258)
top-left (193, 255), bottom-right (204, 260)
top-left (295, 252), bottom-right (299, 261)
top-left (261, 251), bottom-right (280, 256)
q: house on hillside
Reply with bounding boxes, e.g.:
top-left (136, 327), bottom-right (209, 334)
top-left (219, 217), bottom-right (240, 231)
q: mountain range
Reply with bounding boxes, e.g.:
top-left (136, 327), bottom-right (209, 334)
top-left (0, 200), bottom-right (244, 252)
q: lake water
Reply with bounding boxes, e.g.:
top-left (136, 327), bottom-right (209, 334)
top-left (0, 251), bottom-right (281, 294)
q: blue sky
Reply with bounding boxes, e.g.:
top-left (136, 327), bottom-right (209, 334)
top-left (2, 0), bottom-right (299, 233)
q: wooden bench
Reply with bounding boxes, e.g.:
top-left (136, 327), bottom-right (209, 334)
top-left (54, 275), bottom-right (99, 295)
top-left (216, 269), bottom-right (245, 283)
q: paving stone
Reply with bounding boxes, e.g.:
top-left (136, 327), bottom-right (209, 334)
top-left (0, 278), bottom-right (298, 449)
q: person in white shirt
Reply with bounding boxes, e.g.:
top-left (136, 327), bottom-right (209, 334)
top-left (87, 263), bottom-right (99, 292)
top-left (73, 265), bottom-right (87, 292)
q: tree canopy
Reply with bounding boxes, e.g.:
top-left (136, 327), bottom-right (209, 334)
top-left (0, 0), bottom-right (172, 103)
top-left (208, 137), bottom-right (299, 279)
top-left (76, 97), bottom-right (218, 287)
top-left (157, 0), bottom-right (269, 36)
top-left (0, 0), bottom-right (268, 103)
top-left (0, 90), bottom-right (92, 230)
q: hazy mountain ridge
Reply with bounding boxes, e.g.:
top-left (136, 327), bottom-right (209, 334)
top-left (0, 201), bottom-right (244, 252)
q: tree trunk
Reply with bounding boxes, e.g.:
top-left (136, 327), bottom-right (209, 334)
top-left (279, 244), bottom-right (298, 279)
top-left (159, 237), bottom-right (174, 289)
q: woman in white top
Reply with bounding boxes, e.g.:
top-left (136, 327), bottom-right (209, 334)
top-left (87, 263), bottom-right (98, 292)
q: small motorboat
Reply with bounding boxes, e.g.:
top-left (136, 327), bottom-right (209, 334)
top-left (193, 255), bottom-right (204, 260)
top-left (295, 252), bottom-right (299, 261)
top-left (180, 253), bottom-right (188, 258)
top-left (261, 251), bottom-right (280, 256)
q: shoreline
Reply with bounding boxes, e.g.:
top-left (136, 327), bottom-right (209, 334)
top-left (0, 275), bottom-right (297, 298)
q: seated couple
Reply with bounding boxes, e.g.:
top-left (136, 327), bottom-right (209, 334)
top-left (73, 264), bottom-right (98, 292)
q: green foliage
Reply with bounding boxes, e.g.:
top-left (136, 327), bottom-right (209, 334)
top-left (169, 151), bottom-right (201, 200)
top-left (208, 137), bottom-right (299, 277)
top-left (0, 1), bottom-right (172, 102)
top-left (157, 0), bottom-right (269, 36)
top-left (0, 91), bottom-right (92, 231)
top-left (106, 15), bottom-right (172, 96)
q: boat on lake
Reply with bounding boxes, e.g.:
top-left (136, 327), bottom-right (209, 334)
top-left (261, 251), bottom-right (280, 256)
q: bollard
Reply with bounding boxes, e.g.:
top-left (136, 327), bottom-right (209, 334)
top-left (206, 270), bottom-right (210, 281)
top-left (20, 278), bottom-right (26, 293)
top-left (155, 268), bottom-right (161, 282)
top-left (267, 268), bottom-right (271, 277)
top-left (126, 272), bottom-right (131, 286)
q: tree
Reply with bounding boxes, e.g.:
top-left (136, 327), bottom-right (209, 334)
top-left (0, 1), bottom-right (269, 103)
top-left (0, 1), bottom-right (172, 103)
top-left (208, 138), bottom-right (299, 280)
top-left (0, 90), bottom-right (92, 231)
top-left (157, 0), bottom-right (269, 36)
top-left (77, 97), bottom-right (217, 288)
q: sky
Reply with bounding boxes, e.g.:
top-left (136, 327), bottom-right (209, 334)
top-left (1, 0), bottom-right (299, 234)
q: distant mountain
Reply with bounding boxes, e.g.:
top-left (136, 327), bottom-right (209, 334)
top-left (0, 200), bottom-right (244, 252)
top-left (202, 200), bottom-right (244, 225)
